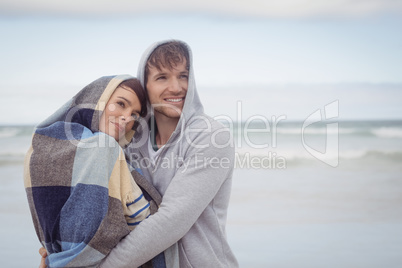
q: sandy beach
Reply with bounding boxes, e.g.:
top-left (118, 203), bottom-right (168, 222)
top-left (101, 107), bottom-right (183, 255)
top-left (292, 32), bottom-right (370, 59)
top-left (1, 123), bottom-right (402, 267)
top-left (227, 166), bottom-right (402, 268)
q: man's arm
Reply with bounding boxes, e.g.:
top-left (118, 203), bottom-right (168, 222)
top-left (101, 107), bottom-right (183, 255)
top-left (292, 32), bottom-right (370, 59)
top-left (100, 128), bottom-right (234, 267)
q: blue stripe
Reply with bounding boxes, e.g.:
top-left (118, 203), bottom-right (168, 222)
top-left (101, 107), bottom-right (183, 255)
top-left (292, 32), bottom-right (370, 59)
top-left (135, 168), bottom-right (143, 175)
top-left (127, 221), bottom-right (141, 226)
top-left (35, 121), bottom-right (87, 141)
top-left (126, 194), bottom-right (144, 207)
top-left (127, 213), bottom-right (151, 226)
top-left (47, 241), bottom-right (88, 267)
top-left (128, 203), bottom-right (150, 218)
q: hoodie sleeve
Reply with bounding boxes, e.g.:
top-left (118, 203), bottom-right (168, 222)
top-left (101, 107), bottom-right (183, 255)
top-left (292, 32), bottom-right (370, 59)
top-left (99, 123), bottom-right (234, 267)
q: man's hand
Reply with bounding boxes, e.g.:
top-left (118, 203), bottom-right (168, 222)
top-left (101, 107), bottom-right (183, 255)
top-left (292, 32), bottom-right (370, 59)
top-left (39, 247), bottom-right (47, 268)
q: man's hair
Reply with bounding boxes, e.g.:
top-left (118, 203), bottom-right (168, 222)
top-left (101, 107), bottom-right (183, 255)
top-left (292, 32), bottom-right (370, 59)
top-left (144, 41), bottom-right (190, 86)
top-left (118, 79), bottom-right (148, 131)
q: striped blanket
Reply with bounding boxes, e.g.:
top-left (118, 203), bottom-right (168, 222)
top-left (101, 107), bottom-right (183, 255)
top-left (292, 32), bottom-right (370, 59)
top-left (24, 75), bottom-right (161, 267)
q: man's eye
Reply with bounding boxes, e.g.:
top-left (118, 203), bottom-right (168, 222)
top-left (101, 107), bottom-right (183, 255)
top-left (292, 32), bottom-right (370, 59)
top-left (156, 76), bottom-right (166, 80)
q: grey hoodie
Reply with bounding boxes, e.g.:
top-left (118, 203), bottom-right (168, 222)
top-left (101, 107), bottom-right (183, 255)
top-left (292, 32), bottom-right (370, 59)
top-left (100, 40), bottom-right (238, 268)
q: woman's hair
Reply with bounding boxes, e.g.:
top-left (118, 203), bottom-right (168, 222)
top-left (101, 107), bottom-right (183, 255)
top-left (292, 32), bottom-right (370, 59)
top-left (144, 41), bottom-right (190, 87)
top-left (118, 78), bottom-right (148, 131)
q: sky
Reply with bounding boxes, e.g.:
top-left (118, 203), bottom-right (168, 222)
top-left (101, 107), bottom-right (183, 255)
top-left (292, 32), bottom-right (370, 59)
top-left (0, 0), bottom-right (402, 124)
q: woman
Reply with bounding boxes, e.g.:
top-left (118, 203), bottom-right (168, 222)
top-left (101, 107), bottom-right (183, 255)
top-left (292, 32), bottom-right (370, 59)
top-left (24, 75), bottom-right (162, 268)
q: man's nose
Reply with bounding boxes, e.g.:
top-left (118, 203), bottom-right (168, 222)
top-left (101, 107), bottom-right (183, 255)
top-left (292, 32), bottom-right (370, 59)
top-left (168, 78), bottom-right (182, 94)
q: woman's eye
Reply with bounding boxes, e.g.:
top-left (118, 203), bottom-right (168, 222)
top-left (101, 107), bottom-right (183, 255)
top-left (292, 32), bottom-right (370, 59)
top-left (131, 113), bottom-right (139, 119)
top-left (180, 74), bottom-right (188, 80)
top-left (117, 101), bottom-right (125, 108)
top-left (156, 76), bottom-right (166, 81)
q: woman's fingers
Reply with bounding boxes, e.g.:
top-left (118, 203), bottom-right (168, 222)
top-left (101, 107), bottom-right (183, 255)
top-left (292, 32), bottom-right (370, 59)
top-left (38, 247), bottom-right (47, 268)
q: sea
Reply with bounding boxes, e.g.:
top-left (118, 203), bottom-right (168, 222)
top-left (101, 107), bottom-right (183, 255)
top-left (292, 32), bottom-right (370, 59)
top-left (1, 120), bottom-right (402, 268)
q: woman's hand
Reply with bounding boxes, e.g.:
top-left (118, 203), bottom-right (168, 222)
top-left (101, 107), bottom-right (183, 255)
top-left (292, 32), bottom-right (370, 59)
top-left (39, 247), bottom-right (47, 268)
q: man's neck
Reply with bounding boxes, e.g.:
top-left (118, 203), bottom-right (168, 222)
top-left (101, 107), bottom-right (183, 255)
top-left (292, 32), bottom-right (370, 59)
top-left (153, 113), bottom-right (179, 148)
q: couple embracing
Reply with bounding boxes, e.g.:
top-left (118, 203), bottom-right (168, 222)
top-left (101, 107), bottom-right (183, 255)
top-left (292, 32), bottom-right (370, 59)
top-left (24, 40), bottom-right (238, 268)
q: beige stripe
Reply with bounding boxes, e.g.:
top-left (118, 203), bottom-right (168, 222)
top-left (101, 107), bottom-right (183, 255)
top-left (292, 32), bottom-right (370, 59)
top-left (94, 75), bottom-right (133, 112)
top-left (108, 149), bottom-right (150, 229)
top-left (118, 129), bottom-right (135, 147)
top-left (108, 149), bottom-right (133, 201)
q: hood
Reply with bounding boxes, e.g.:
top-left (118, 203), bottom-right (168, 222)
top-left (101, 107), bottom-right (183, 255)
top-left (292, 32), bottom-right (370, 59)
top-left (136, 40), bottom-right (204, 138)
top-left (36, 74), bottom-right (138, 147)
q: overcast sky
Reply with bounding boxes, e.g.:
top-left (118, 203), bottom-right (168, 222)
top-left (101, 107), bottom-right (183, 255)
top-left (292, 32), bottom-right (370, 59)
top-left (2, 0), bottom-right (402, 17)
top-left (1, 0), bottom-right (401, 124)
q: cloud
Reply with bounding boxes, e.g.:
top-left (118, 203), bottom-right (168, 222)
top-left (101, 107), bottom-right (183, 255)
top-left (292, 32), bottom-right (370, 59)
top-left (1, 0), bottom-right (402, 18)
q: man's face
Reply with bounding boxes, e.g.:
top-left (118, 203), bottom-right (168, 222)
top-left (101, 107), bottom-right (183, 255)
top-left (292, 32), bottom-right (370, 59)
top-left (146, 60), bottom-right (189, 119)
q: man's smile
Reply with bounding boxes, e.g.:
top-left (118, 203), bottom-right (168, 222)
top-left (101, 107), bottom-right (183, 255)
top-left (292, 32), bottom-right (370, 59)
top-left (164, 97), bottom-right (185, 103)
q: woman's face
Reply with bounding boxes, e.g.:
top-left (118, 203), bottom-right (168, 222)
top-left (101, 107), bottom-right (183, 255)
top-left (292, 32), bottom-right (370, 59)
top-left (99, 86), bottom-right (141, 142)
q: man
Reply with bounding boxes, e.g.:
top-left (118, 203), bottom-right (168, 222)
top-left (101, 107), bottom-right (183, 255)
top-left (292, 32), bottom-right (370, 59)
top-left (40, 40), bottom-right (238, 267)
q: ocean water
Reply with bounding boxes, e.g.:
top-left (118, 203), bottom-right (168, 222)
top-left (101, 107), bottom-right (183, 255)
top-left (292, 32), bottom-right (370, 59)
top-left (1, 121), bottom-right (402, 267)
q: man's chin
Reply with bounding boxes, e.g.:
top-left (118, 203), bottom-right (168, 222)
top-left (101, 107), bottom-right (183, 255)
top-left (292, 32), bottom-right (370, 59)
top-left (154, 108), bottom-right (182, 119)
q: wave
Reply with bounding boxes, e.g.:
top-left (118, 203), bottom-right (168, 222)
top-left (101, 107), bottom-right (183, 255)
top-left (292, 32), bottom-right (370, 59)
top-left (0, 126), bottom-right (34, 138)
top-left (0, 152), bottom-right (26, 166)
top-left (231, 121), bottom-right (402, 139)
top-left (0, 127), bottom-right (21, 138)
top-left (370, 127), bottom-right (402, 138)
top-left (275, 127), bottom-right (356, 135)
top-left (234, 148), bottom-right (402, 169)
top-left (338, 150), bottom-right (402, 163)
top-left (276, 126), bottom-right (402, 138)
top-left (354, 150), bottom-right (402, 161)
